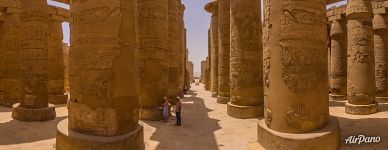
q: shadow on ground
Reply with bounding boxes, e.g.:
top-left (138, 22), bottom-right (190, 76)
top-left (0, 113), bottom-right (66, 145)
top-left (329, 102), bottom-right (388, 149)
top-left (143, 89), bottom-right (221, 150)
top-left (0, 106), bottom-right (11, 112)
top-left (338, 117), bottom-right (388, 150)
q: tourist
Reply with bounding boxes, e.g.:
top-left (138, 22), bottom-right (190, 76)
top-left (175, 98), bottom-right (182, 126)
top-left (162, 97), bottom-right (170, 122)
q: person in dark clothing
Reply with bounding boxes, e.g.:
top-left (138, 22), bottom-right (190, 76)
top-left (175, 98), bottom-right (182, 126)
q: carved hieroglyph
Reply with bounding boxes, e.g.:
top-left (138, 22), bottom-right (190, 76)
top-left (138, 0), bottom-right (169, 120)
top-left (230, 0), bottom-right (263, 107)
top-left (217, 0), bottom-right (230, 102)
top-left (0, 12), bottom-right (21, 107)
top-left (205, 1), bottom-right (219, 96)
top-left (48, 19), bottom-right (66, 104)
top-left (67, 0), bottom-right (141, 136)
top-left (330, 17), bottom-right (347, 100)
top-left (374, 12), bottom-right (388, 102)
top-left (346, 0), bottom-right (377, 108)
top-left (167, 0), bottom-right (180, 97)
top-left (19, 0), bottom-right (50, 109)
top-left (263, 0), bottom-right (329, 133)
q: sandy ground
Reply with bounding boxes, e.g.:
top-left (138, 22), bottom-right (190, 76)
top-left (0, 84), bottom-right (388, 150)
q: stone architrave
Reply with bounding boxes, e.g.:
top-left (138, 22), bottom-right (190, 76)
top-left (12, 0), bottom-right (56, 122)
top-left (0, 12), bottom-right (21, 107)
top-left (374, 10), bottom-right (388, 103)
top-left (48, 18), bottom-right (67, 104)
top-left (167, 0), bottom-right (180, 98)
top-left (205, 0), bottom-right (219, 98)
top-left (257, 0), bottom-right (341, 149)
top-left (345, 0), bottom-right (378, 115)
top-left (227, 0), bottom-right (264, 119)
top-left (217, 0), bottom-right (230, 104)
top-left (329, 15), bottom-right (347, 101)
top-left (55, 0), bottom-right (144, 149)
top-left (138, 0), bottom-right (169, 121)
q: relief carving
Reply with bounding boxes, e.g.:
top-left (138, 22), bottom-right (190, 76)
top-left (264, 107), bottom-right (272, 126)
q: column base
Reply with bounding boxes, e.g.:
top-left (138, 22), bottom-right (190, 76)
top-left (49, 94), bottom-right (68, 104)
top-left (217, 96), bottom-right (230, 104)
top-left (211, 92), bottom-right (218, 98)
top-left (329, 94), bottom-right (346, 101)
top-left (12, 103), bottom-right (56, 122)
top-left (139, 107), bottom-right (163, 121)
top-left (227, 102), bottom-right (263, 119)
top-left (56, 119), bottom-right (145, 150)
top-left (376, 97), bottom-right (388, 103)
top-left (345, 102), bottom-right (378, 115)
top-left (257, 116), bottom-right (341, 150)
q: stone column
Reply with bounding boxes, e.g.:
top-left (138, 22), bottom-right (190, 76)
top-left (167, 0), bottom-right (180, 98)
top-left (0, 12), bottom-right (21, 107)
top-left (345, 0), bottom-right (378, 115)
top-left (205, 1), bottom-right (219, 98)
top-left (217, 0), bottom-right (230, 104)
top-left (328, 24), bottom-right (331, 94)
top-left (48, 19), bottom-right (67, 104)
top-left (63, 43), bottom-right (70, 92)
top-left (329, 15), bottom-right (347, 101)
top-left (227, 0), bottom-right (263, 119)
top-left (374, 11), bottom-right (388, 103)
top-left (12, 0), bottom-right (56, 122)
top-left (201, 60), bottom-right (206, 84)
top-left (189, 61), bottom-right (194, 83)
top-left (205, 57), bottom-right (210, 91)
top-left (257, 0), bottom-right (340, 149)
top-left (207, 28), bottom-right (211, 86)
top-left (0, 20), bottom-right (2, 105)
top-left (55, 0), bottom-right (144, 149)
top-left (177, 1), bottom-right (185, 98)
top-left (137, 0), bottom-right (169, 121)
top-left (185, 48), bottom-right (190, 89)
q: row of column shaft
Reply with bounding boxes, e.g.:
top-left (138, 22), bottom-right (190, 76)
top-left (201, 0), bottom-right (387, 149)
top-left (329, 0), bottom-right (388, 115)
top-left (0, 1), bottom-right (67, 109)
top-left (0, 0), bottom-right (189, 149)
top-left (59, 0), bottom-right (189, 149)
top-left (205, 0), bottom-right (264, 118)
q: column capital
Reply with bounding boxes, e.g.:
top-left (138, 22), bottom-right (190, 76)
top-left (48, 6), bottom-right (70, 22)
top-left (328, 13), bottom-right (346, 22)
top-left (204, 1), bottom-right (218, 16)
top-left (373, 13), bottom-right (387, 30)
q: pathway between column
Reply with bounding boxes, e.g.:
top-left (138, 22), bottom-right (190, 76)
top-left (143, 83), bottom-right (259, 150)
